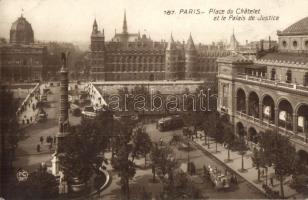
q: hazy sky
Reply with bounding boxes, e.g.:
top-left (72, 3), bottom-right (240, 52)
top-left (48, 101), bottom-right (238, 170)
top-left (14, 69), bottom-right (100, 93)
top-left (1, 0), bottom-right (308, 47)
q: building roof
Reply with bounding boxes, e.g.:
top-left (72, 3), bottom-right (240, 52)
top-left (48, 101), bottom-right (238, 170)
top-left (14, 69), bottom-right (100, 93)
top-left (278, 16), bottom-right (308, 36)
top-left (166, 34), bottom-right (176, 51)
top-left (217, 53), bottom-right (252, 64)
top-left (228, 31), bottom-right (239, 51)
top-left (186, 34), bottom-right (196, 51)
top-left (257, 52), bottom-right (308, 65)
top-left (10, 15), bottom-right (34, 44)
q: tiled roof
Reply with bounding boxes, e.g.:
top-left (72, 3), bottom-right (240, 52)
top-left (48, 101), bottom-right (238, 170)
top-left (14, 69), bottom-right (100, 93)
top-left (278, 17), bottom-right (308, 36)
top-left (217, 53), bottom-right (252, 64)
top-left (258, 52), bottom-right (308, 64)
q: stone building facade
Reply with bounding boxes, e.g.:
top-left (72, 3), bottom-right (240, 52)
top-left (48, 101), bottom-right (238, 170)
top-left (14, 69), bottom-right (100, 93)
top-left (217, 16), bottom-right (308, 153)
top-left (90, 12), bottom-right (231, 82)
top-left (0, 15), bottom-right (47, 82)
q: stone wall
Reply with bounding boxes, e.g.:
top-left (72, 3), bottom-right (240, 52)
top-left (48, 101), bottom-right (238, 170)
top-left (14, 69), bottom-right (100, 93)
top-left (92, 80), bottom-right (205, 96)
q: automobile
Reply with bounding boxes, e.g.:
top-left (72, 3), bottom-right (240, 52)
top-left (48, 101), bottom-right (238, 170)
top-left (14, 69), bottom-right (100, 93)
top-left (37, 109), bottom-right (48, 122)
top-left (82, 106), bottom-right (97, 119)
top-left (157, 115), bottom-right (184, 131)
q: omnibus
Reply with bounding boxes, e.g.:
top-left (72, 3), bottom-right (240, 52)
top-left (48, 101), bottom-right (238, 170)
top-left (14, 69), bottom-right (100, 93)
top-left (207, 165), bottom-right (231, 190)
top-left (157, 115), bottom-right (184, 131)
top-left (82, 106), bottom-right (97, 119)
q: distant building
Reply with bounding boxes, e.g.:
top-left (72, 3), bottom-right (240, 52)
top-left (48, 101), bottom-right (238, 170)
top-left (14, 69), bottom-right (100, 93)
top-left (227, 30), bottom-right (278, 59)
top-left (217, 16), bottom-right (308, 154)
top-left (89, 11), bottom-right (231, 82)
top-left (0, 14), bottom-right (47, 82)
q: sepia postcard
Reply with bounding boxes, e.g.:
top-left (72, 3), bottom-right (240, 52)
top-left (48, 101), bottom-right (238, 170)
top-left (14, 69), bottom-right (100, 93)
top-left (1, 0), bottom-right (308, 199)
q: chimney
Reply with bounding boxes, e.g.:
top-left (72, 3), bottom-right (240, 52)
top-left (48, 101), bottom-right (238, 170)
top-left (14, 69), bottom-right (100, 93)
top-left (260, 39), bottom-right (264, 51)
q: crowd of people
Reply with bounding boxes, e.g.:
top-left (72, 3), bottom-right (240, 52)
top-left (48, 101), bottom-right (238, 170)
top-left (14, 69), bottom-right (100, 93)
top-left (36, 136), bottom-right (56, 153)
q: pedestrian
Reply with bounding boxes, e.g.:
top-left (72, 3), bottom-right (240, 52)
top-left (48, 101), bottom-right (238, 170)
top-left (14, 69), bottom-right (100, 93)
top-left (261, 169), bottom-right (264, 177)
top-left (40, 136), bottom-right (44, 144)
top-left (49, 144), bottom-right (52, 153)
top-left (270, 177), bottom-right (274, 186)
top-left (54, 136), bottom-right (56, 144)
top-left (50, 137), bottom-right (53, 145)
top-left (234, 175), bottom-right (238, 184)
top-left (36, 144), bottom-right (41, 152)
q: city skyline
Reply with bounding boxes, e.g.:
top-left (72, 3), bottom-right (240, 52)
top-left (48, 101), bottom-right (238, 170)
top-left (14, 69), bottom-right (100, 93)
top-left (1, 0), bottom-right (308, 48)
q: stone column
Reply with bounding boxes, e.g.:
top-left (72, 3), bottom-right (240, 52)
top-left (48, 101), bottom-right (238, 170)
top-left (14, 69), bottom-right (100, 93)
top-left (259, 102), bottom-right (263, 122)
top-left (293, 113), bottom-right (298, 134)
top-left (235, 95), bottom-right (238, 112)
top-left (303, 117), bottom-right (307, 143)
top-left (245, 96), bottom-right (249, 115)
top-left (275, 107), bottom-right (279, 131)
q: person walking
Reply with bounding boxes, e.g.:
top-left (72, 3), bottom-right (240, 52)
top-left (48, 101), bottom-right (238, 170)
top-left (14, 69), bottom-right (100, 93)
top-left (36, 144), bottom-right (41, 152)
top-left (40, 136), bottom-right (44, 144)
top-left (270, 177), bottom-right (274, 186)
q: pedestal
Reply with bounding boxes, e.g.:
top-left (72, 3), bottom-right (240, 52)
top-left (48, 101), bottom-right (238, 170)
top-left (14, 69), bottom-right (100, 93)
top-left (51, 153), bottom-right (60, 176)
top-left (59, 181), bottom-right (68, 194)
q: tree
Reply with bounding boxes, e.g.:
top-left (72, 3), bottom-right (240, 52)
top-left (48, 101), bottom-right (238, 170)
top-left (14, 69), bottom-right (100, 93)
top-left (259, 130), bottom-right (297, 197)
top-left (251, 148), bottom-right (264, 182)
top-left (202, 112), bottom-right (216, 148)
top-left (239, 140), bottom-right (249, 172)
top-left (132, 127), bottom-right (152, 167)
top-left (150, 143), bottom-right (160, 182)
top-left (111, 119), bottom-right (136, 200)
top-left (183, 86), bottom-right (210, 138)
top-left (61, 111), bottom-right (111, 183)
top-left (223, 127), bottom-right (235, 161)
top-left (271, 135), bottom-right (296, 198)
top-left (0, 85), bottom-right (21, 197)
top-left (150, 144), bottom-right (177, 184)
top-left (112, 143), bottom-right (136, 200)
top-left (23, 166), bottom-right (58, 199)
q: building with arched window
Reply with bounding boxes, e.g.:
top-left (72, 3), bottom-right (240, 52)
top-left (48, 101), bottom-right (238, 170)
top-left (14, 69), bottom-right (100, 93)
top-left (89, 12), bottom-right (231, 82)
top-left (0, 14), bottom-right (47, 82)
top-left (217, 16), bottom-right (308, 153)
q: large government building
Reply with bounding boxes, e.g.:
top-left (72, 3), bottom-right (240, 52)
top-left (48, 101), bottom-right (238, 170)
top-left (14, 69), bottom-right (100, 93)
top-left (89, 12), bottom-right (231, 81)
top-left (217, 16), bottom-right (308, 153)
top-left (0, 15), bottom-right (47, 82)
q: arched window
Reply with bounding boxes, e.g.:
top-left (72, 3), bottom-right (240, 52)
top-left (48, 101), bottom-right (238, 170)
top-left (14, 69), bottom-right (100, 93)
top-left (286, 70), bottom-right (292, 83)
top-left (282, 40), bottom-right (287, 48)
top-left (270, 69), bottom-right (276, 80)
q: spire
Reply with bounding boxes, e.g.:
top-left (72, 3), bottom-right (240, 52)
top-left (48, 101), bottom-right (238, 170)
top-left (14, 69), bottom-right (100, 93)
top-left (229, 29), bottom-right (239, 51)
top-left (123, 10), bottom-right (128, 34)
top-left (92, 18), bottom-right (98, 34)
top-left (166, 33), bottom-right (176, 50)
top-left (186, 33), bottom-right (196, 51)
top-left (93, 18), bottom-right (97, 28)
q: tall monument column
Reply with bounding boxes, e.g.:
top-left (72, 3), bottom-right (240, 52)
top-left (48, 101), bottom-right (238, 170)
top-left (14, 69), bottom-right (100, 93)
top-left (52, 53), bottom-right (70, 176)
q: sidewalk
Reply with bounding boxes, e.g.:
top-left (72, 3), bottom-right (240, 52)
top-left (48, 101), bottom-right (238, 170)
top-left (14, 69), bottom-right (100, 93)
top-left (192, 136), bottom-right (306, 199)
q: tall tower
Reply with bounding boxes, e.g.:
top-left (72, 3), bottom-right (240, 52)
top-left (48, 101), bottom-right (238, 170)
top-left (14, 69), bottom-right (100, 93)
top-left (165, 33), bottom-right (179, 80)
top-left (90, 19), bottom-right (105, 81)
top-left (185, 34), bottom-right (198, 80)
top-left (52, 53), bottom-right (70, 176)
top-left (123, 10), bottom-right (128, 34)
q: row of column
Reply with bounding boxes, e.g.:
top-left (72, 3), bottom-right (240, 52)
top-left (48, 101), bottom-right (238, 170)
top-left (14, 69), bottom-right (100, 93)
top-left (241, 96), bottom-right (299, 134)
